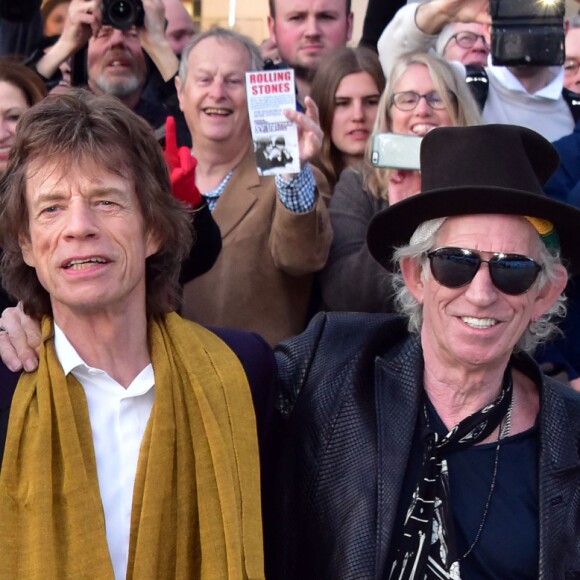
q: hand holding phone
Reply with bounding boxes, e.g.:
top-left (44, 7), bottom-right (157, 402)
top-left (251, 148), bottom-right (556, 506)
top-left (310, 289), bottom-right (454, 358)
top-left (371, 133), bottom-right (422, 170)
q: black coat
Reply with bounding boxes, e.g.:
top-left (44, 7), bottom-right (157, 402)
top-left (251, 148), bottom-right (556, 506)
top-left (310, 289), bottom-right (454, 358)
top-left (265, 312), bottom-right (580, 579)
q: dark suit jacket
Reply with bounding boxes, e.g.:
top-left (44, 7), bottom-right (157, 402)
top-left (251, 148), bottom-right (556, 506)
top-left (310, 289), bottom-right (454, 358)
top-left (0, 325), bottom-right (276, 470)
top-left (266, 312), bottom-right (580, 579)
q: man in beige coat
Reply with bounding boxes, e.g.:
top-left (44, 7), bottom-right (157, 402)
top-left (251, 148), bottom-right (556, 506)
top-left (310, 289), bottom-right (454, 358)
top-left (176, 28), bottom-right (332, 346)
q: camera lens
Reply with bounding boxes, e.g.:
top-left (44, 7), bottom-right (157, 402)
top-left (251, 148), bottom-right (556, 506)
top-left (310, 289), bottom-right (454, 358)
top-left (109, 0), bottom-right (133, 28)
top-left (103, 0), bottom-right (144, 30)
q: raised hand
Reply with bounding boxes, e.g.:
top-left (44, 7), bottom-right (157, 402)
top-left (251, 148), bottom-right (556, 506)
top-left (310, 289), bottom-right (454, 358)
top-left (283, 96), bottom-right (323, 165)
top-left (163, 116), bottom-right (202, 207)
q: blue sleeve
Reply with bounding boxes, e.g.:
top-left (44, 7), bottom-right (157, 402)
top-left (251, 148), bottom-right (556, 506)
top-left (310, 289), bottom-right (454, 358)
top-left (209, 326), bottom-right (276, 441)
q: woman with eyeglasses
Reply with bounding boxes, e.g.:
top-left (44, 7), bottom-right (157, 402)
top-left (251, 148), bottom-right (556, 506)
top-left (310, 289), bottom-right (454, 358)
top-left (310, 47), bottom-right (385, 191)
top-left (320, 51), bottom-right (481, 313)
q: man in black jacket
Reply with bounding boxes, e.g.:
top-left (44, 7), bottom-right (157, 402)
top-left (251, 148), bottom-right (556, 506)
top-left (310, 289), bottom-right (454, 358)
top-left (266, 124), bottom-right (580, 578)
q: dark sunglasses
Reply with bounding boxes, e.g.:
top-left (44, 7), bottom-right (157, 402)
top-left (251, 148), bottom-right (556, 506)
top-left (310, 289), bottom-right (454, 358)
top-left (426, 247), bottom-right (543, 295)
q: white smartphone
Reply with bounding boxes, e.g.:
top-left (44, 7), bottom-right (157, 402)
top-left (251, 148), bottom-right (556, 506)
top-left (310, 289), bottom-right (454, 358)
top-left (371, 133), bottom-right (422, 170)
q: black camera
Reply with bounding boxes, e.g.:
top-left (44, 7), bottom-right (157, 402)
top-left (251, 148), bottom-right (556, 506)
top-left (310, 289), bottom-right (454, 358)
top-left (490, 0), bottom-right (565, 66)
top-left (102, 0), bottom-right (144, 30)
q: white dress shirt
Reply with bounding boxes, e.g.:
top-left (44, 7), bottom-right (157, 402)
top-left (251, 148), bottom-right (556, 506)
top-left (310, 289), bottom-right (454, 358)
top-left (54, 325), bottom-right (155, 580)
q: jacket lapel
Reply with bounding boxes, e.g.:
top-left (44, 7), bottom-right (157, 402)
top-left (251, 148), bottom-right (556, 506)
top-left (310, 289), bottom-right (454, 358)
top-left (212, 144), bottom-right (262, 239)
top-left (538, 378), bottom-right (580, 579)
top-left (374, 335), bottom-right (423, 576)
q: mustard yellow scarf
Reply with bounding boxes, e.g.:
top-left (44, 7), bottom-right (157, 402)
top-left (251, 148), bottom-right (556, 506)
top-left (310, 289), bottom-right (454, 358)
top-left (0, 313), bottom-right (264, 579)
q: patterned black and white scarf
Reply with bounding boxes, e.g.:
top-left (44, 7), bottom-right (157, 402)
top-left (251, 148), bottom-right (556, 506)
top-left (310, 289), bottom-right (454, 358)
top-left (389, 368), bottom-right (513, 580)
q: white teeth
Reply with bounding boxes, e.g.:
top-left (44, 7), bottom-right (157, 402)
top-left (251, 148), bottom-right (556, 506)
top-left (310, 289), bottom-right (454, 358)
top-left (461, 316), bottom-right (498, 328)
top-left (66, 258), bottom-right (106, 269)
top-left (411, 124), bottom-right (435, 135)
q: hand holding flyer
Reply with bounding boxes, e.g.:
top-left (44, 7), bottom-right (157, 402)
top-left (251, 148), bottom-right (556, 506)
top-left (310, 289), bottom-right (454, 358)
top-left (245, 69), bottom-right (301, 176)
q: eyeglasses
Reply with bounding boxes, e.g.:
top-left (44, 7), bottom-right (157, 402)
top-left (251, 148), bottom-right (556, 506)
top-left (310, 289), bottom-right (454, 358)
top-left (448, 31), bottom-right (490, 49)
top-left (390, 91), bottom-right (449, 111)
top-left (564, 59), bottom-right (580, 75)
top-left (426, 247), bottom-right (543, 295)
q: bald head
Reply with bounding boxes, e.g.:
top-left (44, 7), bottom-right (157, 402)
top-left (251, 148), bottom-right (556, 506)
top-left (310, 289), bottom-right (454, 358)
top-left (162, 0), bottom-right (197, 56)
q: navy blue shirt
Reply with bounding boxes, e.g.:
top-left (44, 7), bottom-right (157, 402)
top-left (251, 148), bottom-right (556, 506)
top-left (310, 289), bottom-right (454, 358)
top-left (387, 399), bottom-right (539, 578)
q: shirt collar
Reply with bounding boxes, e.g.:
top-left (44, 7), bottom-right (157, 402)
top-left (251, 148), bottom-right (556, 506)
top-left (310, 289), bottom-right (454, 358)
top-left (54, 324), bottom-right (155, 393)
top-left (487, 64), bottom-right (564, 99)
top-left (54, 323), bottom-right (87, 376)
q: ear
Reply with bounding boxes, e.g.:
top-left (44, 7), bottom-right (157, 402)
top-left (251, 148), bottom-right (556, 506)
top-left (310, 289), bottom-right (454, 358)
top-left (531, 263), bottom-right (568, 321)
top-left (400, 256), bottom-right (425, 305)
top-left (175, 76), bottom-right (184, 112)
top-left (145, 231), bottom-right (161, 259)
top-left (19, 234), bottom-right (35, 268)
top-left (346, 12), bottom-right (354, 42)
top-left (267, 16), bottom-right (276, 44)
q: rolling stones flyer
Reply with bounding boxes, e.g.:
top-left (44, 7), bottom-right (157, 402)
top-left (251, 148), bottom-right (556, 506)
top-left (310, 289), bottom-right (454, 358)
top-left (245, 69), bottom-right (301, 176)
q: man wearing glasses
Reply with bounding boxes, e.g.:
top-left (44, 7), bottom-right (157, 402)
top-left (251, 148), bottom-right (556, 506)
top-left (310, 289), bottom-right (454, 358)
top-left (436, 22), bottom-right (490, 67)
top-left (264, 123), bottom-right (580, 579)
top-left (377, 0), bottom-right (576, 142)
top-left (563, 17), bottom-right (580, 93)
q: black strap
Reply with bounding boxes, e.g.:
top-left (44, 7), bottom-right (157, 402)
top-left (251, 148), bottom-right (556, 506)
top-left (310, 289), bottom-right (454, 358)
top-left (562, 87), bottom-right (580, 123)
top-left (465, 64), bottom-right (489, 112)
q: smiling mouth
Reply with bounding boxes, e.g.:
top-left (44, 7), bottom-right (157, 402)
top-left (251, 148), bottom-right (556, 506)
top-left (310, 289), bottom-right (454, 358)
top-left (202, 108), bottom-right (232, 116)
top-left (410, 124), bottom-right (437, 135)
top-left (64, 257), bottom-right (109, 270)
top-left (461, 316), bottom-right (498, 328)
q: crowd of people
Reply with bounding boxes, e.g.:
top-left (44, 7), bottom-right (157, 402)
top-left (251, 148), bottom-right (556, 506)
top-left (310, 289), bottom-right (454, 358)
top-left (0, 0), bottom-right (579, 578)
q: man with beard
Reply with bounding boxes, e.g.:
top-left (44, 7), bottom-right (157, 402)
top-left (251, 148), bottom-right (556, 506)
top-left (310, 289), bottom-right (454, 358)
top-left (267, 0), bottom-right (353, 103)
top-left (34, 0), bottom-right (180, 136)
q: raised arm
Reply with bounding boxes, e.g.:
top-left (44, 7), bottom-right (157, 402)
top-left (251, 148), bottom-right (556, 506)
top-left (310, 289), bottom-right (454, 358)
top-left (138, 0), bottom-right (179, 81)
top-left (269, 96), bottom-right (333, 276)
top-left (377, 0), bottom-right (490, 75)
top-left (35, 0), bottom-right (99, 80)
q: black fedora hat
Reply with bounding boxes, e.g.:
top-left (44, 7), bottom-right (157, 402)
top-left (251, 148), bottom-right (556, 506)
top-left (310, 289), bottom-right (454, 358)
top-left (367, 124), bottom-right (580, 274)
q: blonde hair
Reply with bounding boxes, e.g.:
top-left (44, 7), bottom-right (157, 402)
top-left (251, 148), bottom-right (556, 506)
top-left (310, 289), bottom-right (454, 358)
top-left (363, 51), bottom-right (481, 200)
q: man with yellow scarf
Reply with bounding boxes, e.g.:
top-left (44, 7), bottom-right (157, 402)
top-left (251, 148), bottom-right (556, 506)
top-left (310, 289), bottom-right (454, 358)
top-left (0, 89), bottom-right (269, 580)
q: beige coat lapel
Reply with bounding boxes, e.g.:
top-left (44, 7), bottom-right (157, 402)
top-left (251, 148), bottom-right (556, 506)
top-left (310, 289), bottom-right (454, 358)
top-left (212, 144), bottom-right (262, 239)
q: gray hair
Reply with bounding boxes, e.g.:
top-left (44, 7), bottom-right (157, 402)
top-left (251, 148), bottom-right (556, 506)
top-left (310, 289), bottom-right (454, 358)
top-left (391, 218), bottom-right (568, 353)
top-left (178, 27), bottom-right (263, 83)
